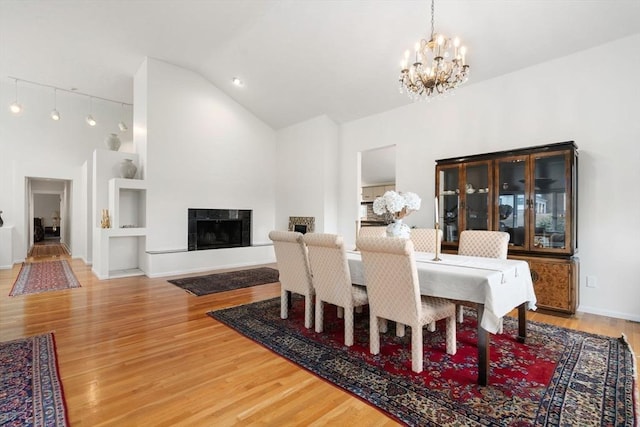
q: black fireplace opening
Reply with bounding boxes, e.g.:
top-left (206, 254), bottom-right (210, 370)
top-left (188, 209), bottom-right (251, 251)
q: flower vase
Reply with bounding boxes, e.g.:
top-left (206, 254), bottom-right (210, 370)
top-left (386, 219), bottom-right (410, 239)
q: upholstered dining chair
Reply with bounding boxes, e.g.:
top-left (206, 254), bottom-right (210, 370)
top-left (458, 230), bottom-right (510, 259)
top-left (410, 228), bottom-right (443, 252)
top-left (456, 230), bottom-right (510, 331)
top-left (357, 236), bottom-right (457, 373)
top-left (357, 226), bottom-right (387, 238)
top-left (268, 230), bottom-right (314, 329)
top-left (303, 233), bottom-right (369, 347)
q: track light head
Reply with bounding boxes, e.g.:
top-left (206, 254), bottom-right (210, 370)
top-left (9, 102), bottom-right (22, 114)
top-left (118, 121), bottom-right (128, 132)
top-left (51, 109), bottom-right (61, 121)
top-left (86, 114), bottom-right (96, 126)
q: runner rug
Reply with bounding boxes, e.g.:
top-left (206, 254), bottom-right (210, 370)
top-left (9, 260), bottom-right (81, 296)
top-left (0, 333), bottom-right (69, 426)
top-left (168, 267), bottom-right (279, 296)
top-left (208, 296), bottom-right (638, 426)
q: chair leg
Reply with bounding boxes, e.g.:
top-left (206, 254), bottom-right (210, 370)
top-left (369, 313), bottom-right (380, 355)
top-left (427, 321), bottom-right (435, 332)
top-left (344, 307), bottom-right (354, 347)
top-left (337, 306), bottom-right (344, 319)
top-left (497, 317), bottom-right (503, 334)
top-left (304, 295), bottom-right (313, 329)
top-left (457, 305), bottom-right (464, 323)
top-left (396, 322), bottom-right (405, 337)
top-left (411, 324), bottom-right (423, 373)
top-left (281, 288), bottom-right (288, 320)
top-left (445, 314), bottom-right (457, 355)
top-left (380, 318), bottom-right (388, 334)
top-left (315, 299), bottom-right (324, 333)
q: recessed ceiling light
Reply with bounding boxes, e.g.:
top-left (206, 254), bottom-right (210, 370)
top-left (232, 77), bottom-right (244, 87)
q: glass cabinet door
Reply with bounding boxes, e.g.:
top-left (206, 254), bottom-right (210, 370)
top-left (497, 156), bottom-right (528, 249)
top-left (436, 165), bottom-right (460, 243)
top-left (531, 152), bottom-right (568, 251)
top-left (463, 162), bottom-right (491, 231)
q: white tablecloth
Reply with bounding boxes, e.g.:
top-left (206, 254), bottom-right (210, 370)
top-left (347, 251), bottom-right (537, 334)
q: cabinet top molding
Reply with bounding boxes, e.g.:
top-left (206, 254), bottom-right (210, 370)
top-left (436, 141), bottom-right (577, 165)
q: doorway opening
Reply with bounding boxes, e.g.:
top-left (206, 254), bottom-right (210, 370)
top-left (358, 145), bottom-right (396, 225)
top-left (27, 178), bottom-right (72, 258)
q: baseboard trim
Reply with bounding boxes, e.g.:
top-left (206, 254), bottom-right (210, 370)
top-left (577, 305), bottom-right (640, 323)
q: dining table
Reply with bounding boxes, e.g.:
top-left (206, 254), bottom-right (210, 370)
top-left (346, 250), bottom-right (537, 386)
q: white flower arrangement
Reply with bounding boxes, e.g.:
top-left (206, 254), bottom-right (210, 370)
top-left (373, 191), bottom-right (421, 220)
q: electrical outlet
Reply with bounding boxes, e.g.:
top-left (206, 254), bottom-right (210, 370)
top-left (586, 276), bottom-right (597, 288)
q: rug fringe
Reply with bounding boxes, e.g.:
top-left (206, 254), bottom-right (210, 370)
top-left (620, 333), bottom-right (639, 425)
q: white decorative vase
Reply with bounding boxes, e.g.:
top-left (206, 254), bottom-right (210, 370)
top-left (105, 133), bottom-right (121, 151)
top-left (119, 159), bottom-right (137, 179)
top-left (386, 219), bottom-right (410, 239)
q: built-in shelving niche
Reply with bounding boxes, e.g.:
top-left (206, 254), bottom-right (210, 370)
top-left (91, 149), bottom-right (147, 279)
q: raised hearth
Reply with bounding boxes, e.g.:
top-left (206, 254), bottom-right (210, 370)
top-left (188, 209), bottom-right (251, 251)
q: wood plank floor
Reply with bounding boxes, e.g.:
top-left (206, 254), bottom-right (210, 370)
top-left (1, 253), bottom-right (638, 426)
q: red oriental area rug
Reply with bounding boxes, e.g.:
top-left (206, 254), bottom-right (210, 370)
top-left (9, 261), bottom-right (81, 296)
top-left (0, 333), bottom-right (69, 426)
top-left (209, 296), bottom-right (638, 426)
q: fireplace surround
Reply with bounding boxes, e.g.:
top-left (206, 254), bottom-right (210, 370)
top-left (188, 209), bottom-right (251, 251)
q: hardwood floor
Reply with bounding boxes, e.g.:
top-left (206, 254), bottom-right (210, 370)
top-left (1, 254), bottom-right (638, 425)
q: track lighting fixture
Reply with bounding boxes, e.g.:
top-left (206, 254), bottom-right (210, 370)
top-left (86, 97), bottom-right (96, 126)
top-left (118, 103), bottom-right (128, 131)
top-left (50, 88), bottom-right (61, 121)
top-left (6, 76), bottom-right (132, 128)
top-left (9, 78), bottom-right (22, 114)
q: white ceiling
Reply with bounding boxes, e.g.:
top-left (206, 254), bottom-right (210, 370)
top-left (1, 0), bottom-right (639, 130)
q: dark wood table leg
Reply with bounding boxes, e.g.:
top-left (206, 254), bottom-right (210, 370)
top-left (517, 302), bottom-right (527, 343)
top-left (476, 303), bottom-right (490, 386)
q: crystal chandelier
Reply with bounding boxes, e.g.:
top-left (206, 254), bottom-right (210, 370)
top-left (399, 0), bottom-right (469, 100)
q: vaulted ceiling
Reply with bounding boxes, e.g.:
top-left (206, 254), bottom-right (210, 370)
top-left (1, 0), bottom-right (639, 130)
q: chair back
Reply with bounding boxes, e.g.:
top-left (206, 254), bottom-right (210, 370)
top-left (357, 236), bottom-right (421, 325)
top-left (410, 228), bottom-right (442, 252)
top-left (303, 233), bottom-right (353, 307)
top-left (458, 230), bottom-right (510, 259)
top-left (357, 226), bottom-right (387, 238)
top-left (268, 230), bottom-right (313, 294)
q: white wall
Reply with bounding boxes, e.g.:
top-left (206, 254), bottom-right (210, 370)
top-left (337, 35), bottom-right (640, 322)
top-left (137, 58), bottom-right (278, 276)
top-left (275, 115), bottom-right (339, 233)
top-left (0, 78), bottom-right (133, 263)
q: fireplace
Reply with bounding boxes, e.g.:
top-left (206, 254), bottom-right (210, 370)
top-left (188, 209), bottom-right (251, 251)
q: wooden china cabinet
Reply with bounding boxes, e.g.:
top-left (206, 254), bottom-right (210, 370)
top-left (435, 141), bottom-right (579, 315)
